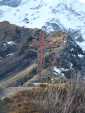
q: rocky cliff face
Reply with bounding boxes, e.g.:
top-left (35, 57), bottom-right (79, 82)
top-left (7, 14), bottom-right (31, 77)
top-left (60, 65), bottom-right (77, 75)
top-left (0, 21), bottom-right (40, 80)
top-left (0, 21), bottom-right (40, 56)
top-left (54, 30), bottom-right (85, 79)
top-left (0, 21), bottom-right (85, 81)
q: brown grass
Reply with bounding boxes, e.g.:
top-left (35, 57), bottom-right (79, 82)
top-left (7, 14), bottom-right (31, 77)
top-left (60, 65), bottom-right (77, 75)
top-left (3, 82), bottom-right (85, 113)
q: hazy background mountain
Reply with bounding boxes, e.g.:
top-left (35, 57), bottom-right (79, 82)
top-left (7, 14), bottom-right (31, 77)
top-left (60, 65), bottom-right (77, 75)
top-left (0, 0), bottom-right (85, 50)
top-left (0, 0), bottom-right (21, 7)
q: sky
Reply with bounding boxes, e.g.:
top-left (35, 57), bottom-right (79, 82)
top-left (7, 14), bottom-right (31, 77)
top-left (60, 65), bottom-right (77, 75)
top-left (79, 0), bottom-right (85, 3)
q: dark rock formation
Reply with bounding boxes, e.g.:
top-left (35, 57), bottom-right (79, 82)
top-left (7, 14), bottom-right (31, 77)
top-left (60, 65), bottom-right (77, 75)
top-left (59, 30), bottom-right (85, 79)
top-left (0, 21), bottom-right (40, 80)
top-left (42, 19), bottom-right (66, 33)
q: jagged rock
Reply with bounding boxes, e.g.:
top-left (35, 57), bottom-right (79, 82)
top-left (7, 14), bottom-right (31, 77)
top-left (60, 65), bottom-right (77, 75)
top-left (56, 30), bottom-right (85, 79)
top-left (0, 21), bottom-right (40, 79)
top-left (42, 19), bottom-right (66, 33)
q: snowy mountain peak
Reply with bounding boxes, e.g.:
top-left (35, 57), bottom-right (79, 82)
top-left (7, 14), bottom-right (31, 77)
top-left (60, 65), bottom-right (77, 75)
top-left (0, 0), bottom-right (85, 50)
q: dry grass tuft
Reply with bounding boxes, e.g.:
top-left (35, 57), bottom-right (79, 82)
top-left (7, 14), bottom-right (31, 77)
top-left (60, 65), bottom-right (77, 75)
top-left (3, 82), bottom-right (85, 113)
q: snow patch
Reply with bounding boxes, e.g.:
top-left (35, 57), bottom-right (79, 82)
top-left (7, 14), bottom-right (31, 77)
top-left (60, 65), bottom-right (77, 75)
top-left (53, 67), bottom-right (62, 74)
top-left (77, 41), bottom-right (85, 51)
top-left (78, 54), bottom-right (84, 58)
top-left (6, 53), bottom-right (14, 56)
top-left (7, 41), bottom-right (16, 45)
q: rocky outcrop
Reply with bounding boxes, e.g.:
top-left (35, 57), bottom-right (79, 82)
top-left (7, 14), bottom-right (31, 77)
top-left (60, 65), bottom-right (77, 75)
top-left (0, 21), bottom-right (85, 82)
top-left (42, 19), bottom-right (66, 33)
top-left (54, 30), bottom-right (85, 79)
top-left (0, 21), bottom-right (40, 80)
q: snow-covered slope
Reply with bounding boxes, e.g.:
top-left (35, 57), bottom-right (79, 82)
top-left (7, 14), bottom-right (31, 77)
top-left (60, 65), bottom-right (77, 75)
top-left (0, 0), bottom-right (85, 49)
